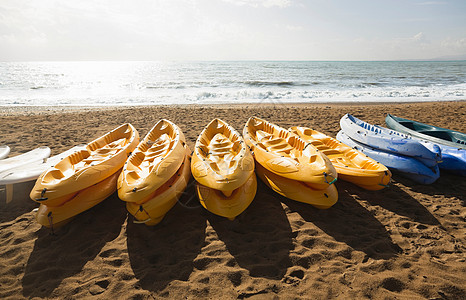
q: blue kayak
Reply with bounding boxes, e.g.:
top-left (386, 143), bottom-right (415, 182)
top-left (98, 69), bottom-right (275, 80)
top-left (340, 114), bottom-right (441, 167)
top-left (436, 144), bottom-right (466, 176)
top-left (385, 114), bottom-right (466, 176)
top-left (382, 125), bottom-right (466, 176)
top-left (337, 131), bottom-right (440, 184)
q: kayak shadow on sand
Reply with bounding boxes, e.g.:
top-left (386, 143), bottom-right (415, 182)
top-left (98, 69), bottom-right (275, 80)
top-left (126, 186), bottom-right (207, 292)
top-left (21, 194), bottom-right (127, 298)
top-left (207, 184), bottom-right (293, 280)
top-left (365, 179), bottom-right (441, 225)
top-left (392, 172), bottom-right (465, 207)
top-left (0, 181), bottom-right (38, 223)
top-left (282, 181), bottom-right (403, 260)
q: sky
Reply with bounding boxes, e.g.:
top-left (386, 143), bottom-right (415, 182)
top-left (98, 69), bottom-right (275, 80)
top-left (0, 0), bottom-right (465, 61)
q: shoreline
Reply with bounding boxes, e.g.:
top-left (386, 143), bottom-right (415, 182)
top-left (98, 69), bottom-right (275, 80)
top-left (1, 99), bottom-right (465, 116)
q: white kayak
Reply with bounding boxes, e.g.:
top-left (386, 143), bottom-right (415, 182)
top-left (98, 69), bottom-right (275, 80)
top-left (340, 114), bottom-right (441, 167)
top-left (0, 145), bottom-right (10, 160)
top-left (0, 145), bottom-right (86, 185)
top-left (0, 147), bottom-right (51, 174)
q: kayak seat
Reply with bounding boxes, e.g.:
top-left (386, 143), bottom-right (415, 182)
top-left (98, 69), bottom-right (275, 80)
top-left (257, 131), bottom-right (294, 155)
top-left (42, 168), bottom-right (65, 183)
top-left (398, 121), bottom-right (416, 130)
top-left (321, 149), bottom-right (341, 157)
top-left (359, 160), bottom-right (380, 170)
top-left (201, 133), bottom-right (240, 174)
top-left (418, 130), bottom-right (454, 142)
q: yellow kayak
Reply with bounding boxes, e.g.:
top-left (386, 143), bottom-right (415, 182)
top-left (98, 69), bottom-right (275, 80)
top-left (196, 173), bottom-right (257, 220)
top-left (243, 117), bottom-right (337, 190)
top-left (118, 120), bottom-right (187, 203)
top-left (36, 171), bottom-right (120, 228)
top-left (126, 147), bottom-right (191, 226)
top-left (192, 118), bottom-right (255, 196)
top-left (255, 163), bottom-right (337, 209)
top-left (31, 123), bottom-right (139, 207)
top-left (291, 126), bottom-right (391, 190)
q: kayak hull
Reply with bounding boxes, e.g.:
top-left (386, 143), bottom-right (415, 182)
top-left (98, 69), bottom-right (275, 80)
top-left (256, 162), bottom-right (338, 209)
top-left (31, 124), bottom-right (139, 206)
top-left (192, 118), bottom-right (254, 193)
top-left (291, 126), bottom-right (391, 190)
top-left (126, 151), bottom-right (191, 226)
top-left (196, 173), bottom-right (257, 220)
top-left (36, 171), bottom-right (120, 228)
top-left (243, 117), bottom-right (337, 190)
top-left (385, 114), bottom-right (466, 149)
top-left (118, 120), bottom-right (187, 203)
top-left (340, 114), bottom-right (440, 167)
top-left (337, 131), bottom-right (440, 184)
top-left (0, 145), bottom-right (10, 160)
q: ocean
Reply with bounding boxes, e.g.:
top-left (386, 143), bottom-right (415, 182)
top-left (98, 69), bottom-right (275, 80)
top-left (0, 61), bottom-right (465, 106)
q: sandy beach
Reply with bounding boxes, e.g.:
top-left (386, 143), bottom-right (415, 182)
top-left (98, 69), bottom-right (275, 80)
top-left (0, 101), bottom-right (465, 299)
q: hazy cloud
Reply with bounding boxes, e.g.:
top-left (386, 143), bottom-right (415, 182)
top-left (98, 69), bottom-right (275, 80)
top-left (416, 1), bottom-right (447, 5)
top-left (0, 0), bottom-right (464, 61)
top-left (441, 37), bottom-right (466, 52)
top-left (412, 32), bottom-right (429, 43)
top-left (285, 25), bottom-right (304, 31)
top-left (222, 0), bottom-right (292, 8)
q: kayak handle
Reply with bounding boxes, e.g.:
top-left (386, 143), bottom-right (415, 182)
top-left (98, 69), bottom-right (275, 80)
top-left (323, 172), bottom-right (337, 185)
top-left (133, 218), bottom-right (152, 224)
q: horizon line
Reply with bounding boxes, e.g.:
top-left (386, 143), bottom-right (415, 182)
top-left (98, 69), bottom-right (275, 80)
top-left (1, 58), bottom-right (466, 63)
